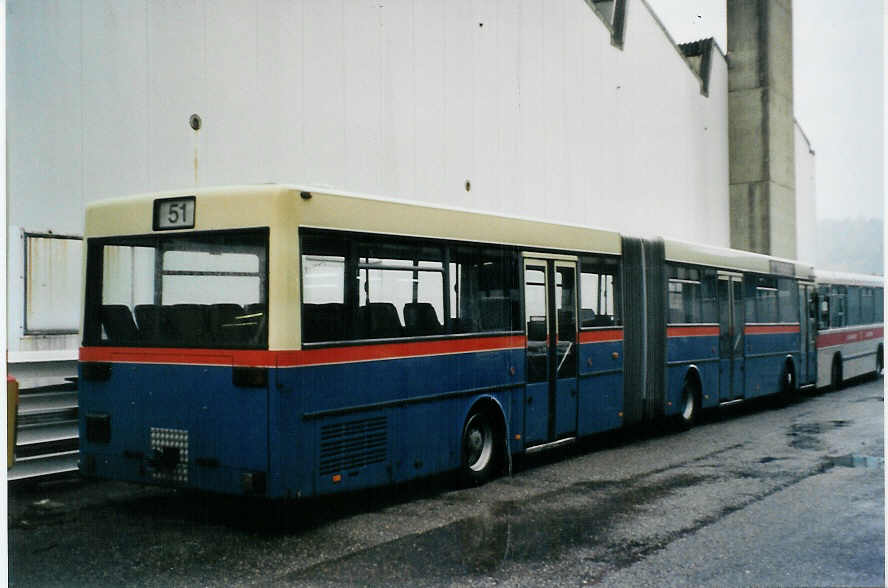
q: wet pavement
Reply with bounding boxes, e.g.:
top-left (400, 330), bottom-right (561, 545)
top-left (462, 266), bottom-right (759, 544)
top-left (9, 377), bottom-right (885, 586)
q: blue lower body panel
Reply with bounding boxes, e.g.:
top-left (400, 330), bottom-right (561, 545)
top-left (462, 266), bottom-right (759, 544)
top-left (80, 338), bottom-right (637, 498)
top-left (79, 362), bottom-right (269, 496)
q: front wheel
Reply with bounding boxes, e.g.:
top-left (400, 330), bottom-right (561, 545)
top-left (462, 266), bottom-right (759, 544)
top-left (675, 380), bottom-right (699, 430)
top-left (461, 409), bottom-right (502, 485)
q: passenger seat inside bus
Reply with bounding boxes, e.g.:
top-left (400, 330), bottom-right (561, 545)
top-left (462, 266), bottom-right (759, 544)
top-left (100, 304), bottom-right (140, 342)
top-left (403, 302), bottom-right (443, 337)
top-left (357, 302), bottom-right (403, 339)
top-left (134, 304), bottom-right (165, 342)
top-left (164, 304), bottom-right (212, 345)
top-left (208, 303), bottom-right (246, 344)
top-left (243, 303), bottom-right (268, 343)
top-left (478, 298), bottom-right (515, 332)
top-left (527, 316), bottom-right (547, 341)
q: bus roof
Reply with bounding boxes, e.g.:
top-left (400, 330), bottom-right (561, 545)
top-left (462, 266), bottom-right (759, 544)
top-left (814, 269), bottom-right (885, 288)
top-left (85, 184), bottom-right (623, 255)
top-left (664, 238), bottom-right (816, 280)
top-left (86, 184), bottom-right (827, 281)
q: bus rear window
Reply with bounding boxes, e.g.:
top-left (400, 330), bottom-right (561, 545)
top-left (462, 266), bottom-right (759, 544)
top-left (83, 229), bottom-right (268, 348)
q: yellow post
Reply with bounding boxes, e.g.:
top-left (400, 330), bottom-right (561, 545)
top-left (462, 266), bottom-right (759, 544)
top-left (7, 375), bottom-right (19, 469)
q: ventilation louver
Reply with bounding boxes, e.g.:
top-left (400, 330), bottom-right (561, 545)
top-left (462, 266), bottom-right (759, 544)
top-left (319, 416), bottom-right (387, 475)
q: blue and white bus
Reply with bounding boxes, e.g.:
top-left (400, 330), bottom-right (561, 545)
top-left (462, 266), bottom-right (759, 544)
top-left (78, 185), bottom-right (871, 498)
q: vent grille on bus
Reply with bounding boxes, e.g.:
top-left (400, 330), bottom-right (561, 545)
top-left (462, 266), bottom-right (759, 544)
top-left (319, 416), bottom-right (387, 475)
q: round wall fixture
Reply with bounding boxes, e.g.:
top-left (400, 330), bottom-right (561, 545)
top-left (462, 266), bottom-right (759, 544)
top-left (189, 114), bottom-right (202, 131)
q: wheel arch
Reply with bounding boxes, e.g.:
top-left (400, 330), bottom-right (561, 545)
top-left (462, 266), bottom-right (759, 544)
top-left (830, 351), bottom-right (844, 390)
top-left (783, 354), bottom-right (797, 385)
top-left (460, 395), bottom-right (508, 452)
top-left (832, 350), bottom-right (843, 367)
top-left (459, 394), bottom-right (510, 482)
top-left (674, 365), bottom-right (703, 429)
top-left (683, 364), bottom-right (703, 400)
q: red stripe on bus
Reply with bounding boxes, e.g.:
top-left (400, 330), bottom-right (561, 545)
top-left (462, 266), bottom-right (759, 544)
top-left (667, 326), bottom-right (719, 338)
top-left (816, 326), bottom-right (884, 348)
top-left (275, 335), bottom-right (527, 366)
top-left (79, 346), bottom-right (266, 366)
top-left (744, 324), bottom-right (800, 335)
top-left (79, 335), bottom-right (527, 368)
top-left (578, 329), bottom-right (624, 344)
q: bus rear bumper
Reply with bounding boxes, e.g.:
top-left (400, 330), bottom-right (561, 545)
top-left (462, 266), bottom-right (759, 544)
top-left (80, 451), bottom-right (270, 497)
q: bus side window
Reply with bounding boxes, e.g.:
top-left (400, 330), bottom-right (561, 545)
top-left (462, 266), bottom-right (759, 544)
top-left (830, 286), bottom-right (846, 328)
top-left (860, 288), bottom-right (874, 324)
top-left (847, 286), bottom-right (861, 326)
top-left (300, 232), bottom-right (348, 343)
top-left (449, 246), bottom-right (519, 334)
top-left (580, 255), bottom-right (620, 327)
top-left (701, 269), bottom-right (718, 323)
top-left (744, 278), bottom-right (757, 323)
top-left (777, 278), bottom-right (798, 323)
top-left (666, 265), bottom-right (712, 324)
top-left (818, 290), bottom-right (830, 329)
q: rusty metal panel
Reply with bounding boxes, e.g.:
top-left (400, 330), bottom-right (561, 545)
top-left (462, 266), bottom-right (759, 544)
top-left (24, 234), bottom-right (83, 334)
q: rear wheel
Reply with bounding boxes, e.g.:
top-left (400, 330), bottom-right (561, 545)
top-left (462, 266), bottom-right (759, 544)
top-left (461, 408), bottom-right (502, 485)
top-left (830, 355), bottom-right (843, 391)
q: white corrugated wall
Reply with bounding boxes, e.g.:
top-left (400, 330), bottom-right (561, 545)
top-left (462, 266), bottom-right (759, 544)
top-left (6, 0), bottom-right (730, 365)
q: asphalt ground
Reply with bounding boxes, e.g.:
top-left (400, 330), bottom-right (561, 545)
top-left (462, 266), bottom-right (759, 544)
top-left (8, 376), bottom-right (885, 586)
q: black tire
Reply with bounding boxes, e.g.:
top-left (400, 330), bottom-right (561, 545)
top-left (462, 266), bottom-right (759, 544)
top-left (461, 408), bottom-right (502, 485)
top-left (675, 380), bottom-right (699, 430)
top-left (830, 355), bottom-right (843, 391)
top-left (776, 362), bottom-right (796, 406)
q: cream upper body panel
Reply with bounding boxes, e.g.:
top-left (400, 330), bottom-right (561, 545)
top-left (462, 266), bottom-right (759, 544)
top-left (292, 188), bottom-right (622, 255)
top-left (85, 185), bottom-right (836, 351)
top-left (84, 185), bottom-right (292, 237)
top-left (85, 184), bottom-right (622, 252)
top-left (664, 238), bottom-right (815, 280)
top-left (83, 185), bottom-right (622, 350)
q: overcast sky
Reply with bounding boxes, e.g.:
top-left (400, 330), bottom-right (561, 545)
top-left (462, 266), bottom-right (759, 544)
top-left (646, 0), bottom-right (885, 222)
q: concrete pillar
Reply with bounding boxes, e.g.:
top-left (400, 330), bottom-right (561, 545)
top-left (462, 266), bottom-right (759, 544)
top-left (727, 0), bottom-right (796, 258)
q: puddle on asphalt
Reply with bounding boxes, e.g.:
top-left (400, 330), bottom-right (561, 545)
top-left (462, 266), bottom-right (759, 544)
top-left (787, 421), bottom-right (852, 450)
top-left (286, 473), bottom-right (714, 583)
top-left (829, 454), bottom-right (884, 469)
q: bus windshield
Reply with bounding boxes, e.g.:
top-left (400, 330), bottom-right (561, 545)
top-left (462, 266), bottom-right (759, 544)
top-left (83, 229), bottom-right (268, 349)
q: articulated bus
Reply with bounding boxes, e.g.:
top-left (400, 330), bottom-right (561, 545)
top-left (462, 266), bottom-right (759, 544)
top-left (813, 270), bottom-right (884, 390)
top-left (78, 186), bottom-right (880, 498)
